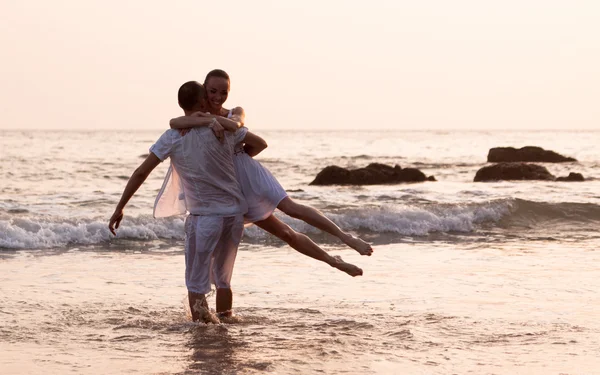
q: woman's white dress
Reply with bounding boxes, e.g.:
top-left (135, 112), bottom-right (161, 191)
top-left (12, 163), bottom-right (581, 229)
top-left (232, 127), bottom-right (288, 223)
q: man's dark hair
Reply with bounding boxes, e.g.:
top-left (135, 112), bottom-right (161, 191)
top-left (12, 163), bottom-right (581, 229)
top-left (178, 81), bottom-right (205, 111)
top-left (204, 69), bottom-right (230, 85)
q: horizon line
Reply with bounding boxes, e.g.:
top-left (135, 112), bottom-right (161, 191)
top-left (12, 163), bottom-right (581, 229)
top-left (1, 127), bottom-right (599, 132)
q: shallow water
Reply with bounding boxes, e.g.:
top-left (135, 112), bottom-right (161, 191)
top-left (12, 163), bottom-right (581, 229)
top-left (1, 241), bottom-right (598, 374)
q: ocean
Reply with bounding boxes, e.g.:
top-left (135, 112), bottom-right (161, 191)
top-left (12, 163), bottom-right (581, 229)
top-left (1, 129), bottom-right (599, 374)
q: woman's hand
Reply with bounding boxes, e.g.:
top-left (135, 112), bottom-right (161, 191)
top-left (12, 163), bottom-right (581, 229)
top-left (209, 119), bottom-right (225, 143)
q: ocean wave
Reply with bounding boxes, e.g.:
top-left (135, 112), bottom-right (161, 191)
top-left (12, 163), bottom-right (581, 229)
top-left (0, 216), bottom-right (185, 249)
top-left (243, 201), bottom-right (512, 238)
top-left (504, 198), bottom-right (600, 226)
top-left (2, 199), bottom-right (599, 250)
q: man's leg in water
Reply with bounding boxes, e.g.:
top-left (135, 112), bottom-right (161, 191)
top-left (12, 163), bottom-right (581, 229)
top-left (216, 288), bottom-right (232, 314)
top-left (212, 215), bottom-right (244, 317)
top-left (185, 215), bottom-right (223, 322)
top-left (277, 197), bottom-right (373, 256)
top-left (255, 215), bottom-right (363, 277)
top-left (188, 291), bottom-right (208, 322)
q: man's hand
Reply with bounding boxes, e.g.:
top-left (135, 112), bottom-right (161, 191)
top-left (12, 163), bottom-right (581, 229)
top-left (108, 209), bottom-right (124, 236)
top-left (209, 119), bottom-right (225, 143)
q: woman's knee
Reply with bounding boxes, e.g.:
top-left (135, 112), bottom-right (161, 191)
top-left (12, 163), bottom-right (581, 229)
top-left (277, 226), bottom-right (299, 245)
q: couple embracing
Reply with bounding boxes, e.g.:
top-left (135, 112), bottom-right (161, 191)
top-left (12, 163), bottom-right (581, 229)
top-left (108, 69), bottom-right (372, 323)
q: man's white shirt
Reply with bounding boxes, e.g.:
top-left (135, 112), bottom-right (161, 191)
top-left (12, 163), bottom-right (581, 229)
top-left (150, 127), bottom-right (248, 217)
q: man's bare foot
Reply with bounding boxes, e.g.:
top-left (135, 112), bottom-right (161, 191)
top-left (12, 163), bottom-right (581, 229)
top-left (193, 299), bottom-right (220, 324)
top-left (332, 255), bottom-right (363, 277)
top-left (343, 234), bottom-right (373, 256)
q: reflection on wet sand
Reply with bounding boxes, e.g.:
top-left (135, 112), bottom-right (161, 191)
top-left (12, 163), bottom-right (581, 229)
top-left (184, 324), bottom-right (269, 375)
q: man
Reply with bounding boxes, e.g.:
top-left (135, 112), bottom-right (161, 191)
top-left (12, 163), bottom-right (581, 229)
top-left (108, 81), bottom-right (251, 322)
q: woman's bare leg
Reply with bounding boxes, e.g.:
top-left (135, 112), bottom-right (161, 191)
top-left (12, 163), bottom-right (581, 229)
top-left (277, 197), bottom-right (373, 256)
top-left (255, 215), bottom-right (363, 277)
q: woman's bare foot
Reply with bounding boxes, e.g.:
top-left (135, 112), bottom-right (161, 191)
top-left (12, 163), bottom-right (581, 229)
top-left (342, 233), bottom-right (373, 256)
top-left (331, 255), bottom-right (363, 277)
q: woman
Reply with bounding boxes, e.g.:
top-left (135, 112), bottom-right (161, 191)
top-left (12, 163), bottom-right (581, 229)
top-left (170, 70), bottom-right (372, 277)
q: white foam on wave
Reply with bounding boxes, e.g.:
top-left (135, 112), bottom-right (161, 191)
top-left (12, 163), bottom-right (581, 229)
top-left (0, 215), bottom-right (185, 249)
top-left (243, 200), bottom-right (513, 238)
top-left (0, 200), bottom-right (514, 249)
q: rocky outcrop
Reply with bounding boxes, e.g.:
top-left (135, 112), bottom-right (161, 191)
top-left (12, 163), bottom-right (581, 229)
top-left (487, 147), bottom-right (576, 163)
top-left (556, 172), bottom-right (585, 182)
top-left (310, 163), bottom-right (435, 185)
top-left (474, 163), bottom-right (585, 182)
top-left (474, 163), bottom-right (555, 182)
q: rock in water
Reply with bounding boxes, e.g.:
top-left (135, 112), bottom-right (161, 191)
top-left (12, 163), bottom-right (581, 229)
top-left (474, 163), bottom-right (555, 182)
top-left (310, 163), bottom-right (434, 185)
top-left (556, 172), bottom-right (585, 182)
top-left (487, 146), bottom-right (576, 163)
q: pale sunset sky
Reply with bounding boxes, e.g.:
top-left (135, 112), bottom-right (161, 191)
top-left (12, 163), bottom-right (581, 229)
top-left (0, 0), bottom-right (598, 130)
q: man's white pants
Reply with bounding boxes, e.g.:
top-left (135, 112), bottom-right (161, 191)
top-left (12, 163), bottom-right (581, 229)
top-left (184, 214), bottom-right (244, 295)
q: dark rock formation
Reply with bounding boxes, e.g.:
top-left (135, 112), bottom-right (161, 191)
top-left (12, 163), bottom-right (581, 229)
top-left (310, 163), bottom-right (435, 185)
top-left (487, 146), bottom-right (576, 163)
top-left (474, 163), bottom-right (585, 182)
top-left (556, 172), bottom-right (585, 182)
top-left (474, 163), bottom-right (555, 182)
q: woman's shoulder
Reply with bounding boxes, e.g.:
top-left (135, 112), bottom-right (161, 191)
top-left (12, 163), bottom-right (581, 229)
top-left (222, 106), bottom-right (244, 119)
top-left (225, 106), bottom-right (244, 114)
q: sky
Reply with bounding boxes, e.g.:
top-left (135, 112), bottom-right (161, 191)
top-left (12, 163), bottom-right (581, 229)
top-left (0, 0), bottom-right (598, 130)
